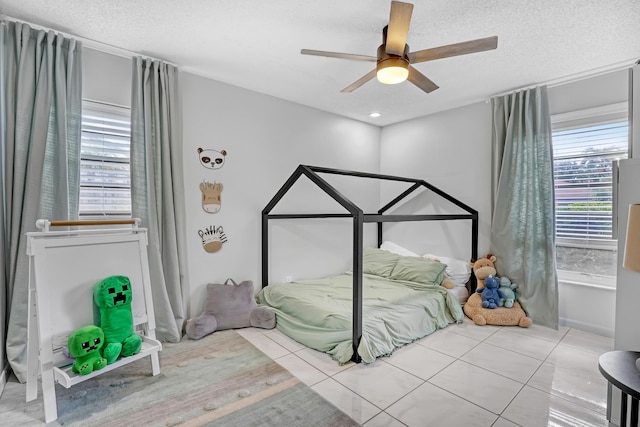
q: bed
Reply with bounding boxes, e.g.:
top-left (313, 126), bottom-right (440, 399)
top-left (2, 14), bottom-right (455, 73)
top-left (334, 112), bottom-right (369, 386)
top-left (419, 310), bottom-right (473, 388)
top-left (261, 165), bottom-right (478, 363)
top-left (256, 248), bottom-right (464, 363)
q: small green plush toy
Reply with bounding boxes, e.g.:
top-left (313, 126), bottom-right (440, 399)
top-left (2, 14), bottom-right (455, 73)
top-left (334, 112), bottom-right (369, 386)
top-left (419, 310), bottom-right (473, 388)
top-left (68, 325), bottom-right (107, 375)
top-left (94, 275), bottom-right (142, 364)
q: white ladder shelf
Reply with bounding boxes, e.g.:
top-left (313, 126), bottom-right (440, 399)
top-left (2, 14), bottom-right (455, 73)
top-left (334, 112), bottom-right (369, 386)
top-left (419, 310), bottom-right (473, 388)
top-left (25, 219), bottom-right (162, 423)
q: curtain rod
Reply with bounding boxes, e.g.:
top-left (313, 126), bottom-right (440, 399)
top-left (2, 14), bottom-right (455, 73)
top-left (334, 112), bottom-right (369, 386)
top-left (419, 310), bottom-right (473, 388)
top-left (489, 57), bottom-right (638, 100)
top-left (0, 14), bottom-right (179, 67)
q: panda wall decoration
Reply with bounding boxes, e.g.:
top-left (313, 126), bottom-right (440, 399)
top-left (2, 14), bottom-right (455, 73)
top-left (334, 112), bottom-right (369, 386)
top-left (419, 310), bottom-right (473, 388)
top-left (197, 148), bottom-right (226, 170)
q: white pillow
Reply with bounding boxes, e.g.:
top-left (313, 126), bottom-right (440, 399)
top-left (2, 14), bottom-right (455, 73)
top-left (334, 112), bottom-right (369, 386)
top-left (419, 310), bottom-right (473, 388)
top-left (423, 253), bottom-right (471, 286)
top-left (380, 241), bottom-right (419, 257)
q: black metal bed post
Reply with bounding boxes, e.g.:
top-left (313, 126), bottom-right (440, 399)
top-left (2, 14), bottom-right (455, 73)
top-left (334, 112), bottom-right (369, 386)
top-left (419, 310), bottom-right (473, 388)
top-left (352, 213), bottom-right (364, 363)
top-left (261, 213), bottom-right (269, 288)
top-left (471, 212), bottom-right (479, 291)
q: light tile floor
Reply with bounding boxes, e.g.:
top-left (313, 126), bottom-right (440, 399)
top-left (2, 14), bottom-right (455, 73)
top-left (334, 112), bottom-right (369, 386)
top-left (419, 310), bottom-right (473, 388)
top-left (236, 317), bottom-right (613, 427)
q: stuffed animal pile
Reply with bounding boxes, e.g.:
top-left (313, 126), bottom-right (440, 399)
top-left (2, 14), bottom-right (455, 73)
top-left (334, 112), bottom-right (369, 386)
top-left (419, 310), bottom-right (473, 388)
top-left (463, 254), bottom-right (532, 328)
top-left (66, 275), bottom-right (143, 375)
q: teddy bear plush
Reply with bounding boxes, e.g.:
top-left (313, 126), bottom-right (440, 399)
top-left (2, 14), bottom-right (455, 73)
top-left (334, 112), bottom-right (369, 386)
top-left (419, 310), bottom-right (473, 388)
top-left (477, 276), bottom-right (503, 309)
top-left (94, 275), bottom-right (143, 364)
top-left (68, 325), bottom-right (108, 375)
top-left (441, 275), bottom-right (455, 289)
top-left (185, 279), bottom-right (276, 340)
top-left (498, 277), bottom-right (518, 308)
top-left (463, 254), bottom-right (532, 327)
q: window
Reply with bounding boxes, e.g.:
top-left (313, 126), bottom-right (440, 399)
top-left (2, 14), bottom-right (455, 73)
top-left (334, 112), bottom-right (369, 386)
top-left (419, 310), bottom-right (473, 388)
top-left (551, 103), bottom-right (628, 283)
top-left (79, 101), bottom-right (132, 218)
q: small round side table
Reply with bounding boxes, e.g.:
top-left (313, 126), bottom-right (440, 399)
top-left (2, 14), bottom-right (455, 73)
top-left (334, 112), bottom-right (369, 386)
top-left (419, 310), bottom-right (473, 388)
top-left (599, 350), bottom-right (640, 427)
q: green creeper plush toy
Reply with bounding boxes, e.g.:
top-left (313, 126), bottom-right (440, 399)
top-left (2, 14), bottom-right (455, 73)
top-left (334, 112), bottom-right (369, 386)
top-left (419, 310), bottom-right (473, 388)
top-left (68, 325), bottom-right (108, 375)
top-left (94, 275), bottom-right (143, 364)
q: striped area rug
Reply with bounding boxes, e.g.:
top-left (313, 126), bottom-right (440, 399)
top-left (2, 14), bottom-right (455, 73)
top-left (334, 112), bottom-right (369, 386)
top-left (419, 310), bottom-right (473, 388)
top-left (0, 330), bottom-right (359, 426)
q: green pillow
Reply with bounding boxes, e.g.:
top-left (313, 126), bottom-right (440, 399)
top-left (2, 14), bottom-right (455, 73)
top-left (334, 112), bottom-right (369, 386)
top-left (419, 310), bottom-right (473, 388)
top-left (362, 247), bottom-right (400, 277)
top-left (389, 256), bottom-right (446, 286)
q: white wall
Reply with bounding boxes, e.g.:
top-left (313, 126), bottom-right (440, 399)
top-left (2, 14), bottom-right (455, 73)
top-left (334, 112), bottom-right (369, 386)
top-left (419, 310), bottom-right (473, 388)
top-left (181, 73), bottom-right (381, 317)
top-left (379, 101), bottom-right (492, 261)
top-left (82, 48), bottom-right (132, 106)
top-left (548, 69), bottom-right (628, 115)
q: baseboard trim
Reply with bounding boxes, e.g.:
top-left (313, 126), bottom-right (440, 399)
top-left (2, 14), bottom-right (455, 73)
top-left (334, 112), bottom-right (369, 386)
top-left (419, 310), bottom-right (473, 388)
top-left (560, 316), bottom-right (614, 338)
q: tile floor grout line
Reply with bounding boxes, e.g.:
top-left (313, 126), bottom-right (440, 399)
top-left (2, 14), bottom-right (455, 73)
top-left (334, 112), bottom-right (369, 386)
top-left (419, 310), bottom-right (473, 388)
top-left (517, 326), bottom-right (609, 419)
top-left (312, 376), bottom-right (384, 424)
top-left (424, 377), bottom-right (504, 421)
top-left (247, 324), bottom-right (612, 426)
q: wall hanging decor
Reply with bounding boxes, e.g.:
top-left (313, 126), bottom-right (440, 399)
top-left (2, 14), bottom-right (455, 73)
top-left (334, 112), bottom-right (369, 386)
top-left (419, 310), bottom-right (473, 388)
top-left (198, 225), bottom-right (227, 253)
top-left (197, 147), bottom-right (227, 170)
top-left (200, 181), bottom-right (223, 213)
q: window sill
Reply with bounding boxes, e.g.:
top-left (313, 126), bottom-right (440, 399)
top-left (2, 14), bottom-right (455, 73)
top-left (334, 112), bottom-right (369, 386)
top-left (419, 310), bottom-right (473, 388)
top-left (557, 270), bottom-right (616, 290)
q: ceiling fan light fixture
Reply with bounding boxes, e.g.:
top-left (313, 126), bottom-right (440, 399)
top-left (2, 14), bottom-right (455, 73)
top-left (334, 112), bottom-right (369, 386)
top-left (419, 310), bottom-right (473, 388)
top-left (376, 57), bottom-right (409, 84)
top-left (300, 2), bottom-right (498, 94)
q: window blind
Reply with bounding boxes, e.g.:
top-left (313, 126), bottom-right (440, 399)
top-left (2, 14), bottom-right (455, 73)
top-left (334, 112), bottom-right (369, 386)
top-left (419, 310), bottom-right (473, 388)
top-left (553, 120), bottom-right (628, 241)
top-left (79, 101), bottom-right (132, 217)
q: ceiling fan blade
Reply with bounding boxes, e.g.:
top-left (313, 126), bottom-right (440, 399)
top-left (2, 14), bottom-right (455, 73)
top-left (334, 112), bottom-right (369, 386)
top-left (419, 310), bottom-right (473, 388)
top-left (386, 1), bottom-right (414, 56)
top-left (301, 49), bottom-right (376, 62)
top-left (408, 36), bottom-right (498, 64)
top-left (407, 66), bottom-right (439, 93)
top-left (341, 69), bottom-right (377, 93)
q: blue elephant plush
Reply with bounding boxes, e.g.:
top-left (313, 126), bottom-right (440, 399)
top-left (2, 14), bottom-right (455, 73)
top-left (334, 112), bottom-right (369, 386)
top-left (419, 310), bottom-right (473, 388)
top-left (476, 275), bottom-right (504, 309)
top-left (498, 277), bottom-right (518, 308)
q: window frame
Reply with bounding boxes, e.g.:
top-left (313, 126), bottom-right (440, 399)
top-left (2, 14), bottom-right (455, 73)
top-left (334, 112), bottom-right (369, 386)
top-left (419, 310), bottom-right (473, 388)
top-left (551, 102), bottom-right (629, 251)
top-left (79, 99), bottom-right (132, 219)
top-left (551, 102), bottom-right (629, 286)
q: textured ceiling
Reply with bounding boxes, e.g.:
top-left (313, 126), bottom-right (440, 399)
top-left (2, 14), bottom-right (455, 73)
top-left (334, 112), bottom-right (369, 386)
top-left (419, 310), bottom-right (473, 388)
top-left (1, 0), bottom-right (639, 126)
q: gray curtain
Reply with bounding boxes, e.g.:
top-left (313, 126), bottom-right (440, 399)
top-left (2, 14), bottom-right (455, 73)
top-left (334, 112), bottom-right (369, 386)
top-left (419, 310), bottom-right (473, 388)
top-left (130, 56), bottom-right (186, 342)
top-left (490, 86), bottom-right (559, 329)
top-left (1, 21), bottom-right (82, 381)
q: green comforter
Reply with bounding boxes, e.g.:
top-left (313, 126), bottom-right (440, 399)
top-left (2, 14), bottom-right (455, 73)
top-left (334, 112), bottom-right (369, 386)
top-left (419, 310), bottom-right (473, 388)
top-left (256, 272), bottom-right (464, 364)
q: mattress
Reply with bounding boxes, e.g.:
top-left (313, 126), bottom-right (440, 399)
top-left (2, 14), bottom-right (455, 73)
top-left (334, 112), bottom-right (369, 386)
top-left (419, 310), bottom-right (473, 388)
top-left (256, 270), bottom-right (464, 364)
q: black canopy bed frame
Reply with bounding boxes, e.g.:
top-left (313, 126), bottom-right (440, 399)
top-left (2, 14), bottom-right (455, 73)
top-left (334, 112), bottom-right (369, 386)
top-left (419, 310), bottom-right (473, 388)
top-left (261, 165), bottom-right (478, 363)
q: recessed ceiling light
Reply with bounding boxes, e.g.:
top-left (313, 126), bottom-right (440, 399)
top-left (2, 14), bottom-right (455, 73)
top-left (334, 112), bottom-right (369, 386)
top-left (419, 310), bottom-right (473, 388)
top-left (369, 112), bottom-right (381, 118)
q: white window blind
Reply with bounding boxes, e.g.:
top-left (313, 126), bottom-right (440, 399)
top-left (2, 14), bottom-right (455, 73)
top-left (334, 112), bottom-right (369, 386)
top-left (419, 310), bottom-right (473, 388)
top-left (552, 105), bottom-right (628, 245)
top-left (79, 101), bottom-right (132, 218)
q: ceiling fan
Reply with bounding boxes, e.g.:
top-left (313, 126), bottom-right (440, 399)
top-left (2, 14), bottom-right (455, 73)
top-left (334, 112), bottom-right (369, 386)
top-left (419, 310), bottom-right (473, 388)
top-left (301, 1), bottom-right (498, 93)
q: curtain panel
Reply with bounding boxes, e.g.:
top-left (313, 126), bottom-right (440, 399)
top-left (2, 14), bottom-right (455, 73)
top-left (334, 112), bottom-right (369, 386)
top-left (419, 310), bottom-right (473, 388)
top-left (490, 86), bottom-right (559, 329)
top-left (130, 56), bottom-right (186, 342)
top-left (1, 21), bottom-right (82, 382)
